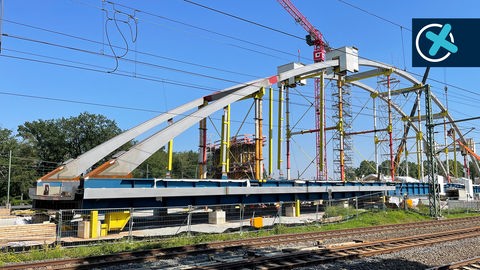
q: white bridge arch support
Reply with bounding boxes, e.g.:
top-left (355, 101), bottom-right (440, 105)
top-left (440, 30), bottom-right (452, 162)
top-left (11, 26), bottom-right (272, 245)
top-left (38, 49), bottom-right (477, 181)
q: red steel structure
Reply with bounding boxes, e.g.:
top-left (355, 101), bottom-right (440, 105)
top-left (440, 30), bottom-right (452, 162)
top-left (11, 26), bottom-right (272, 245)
top-left (277, 0), bottom-right (328, 180)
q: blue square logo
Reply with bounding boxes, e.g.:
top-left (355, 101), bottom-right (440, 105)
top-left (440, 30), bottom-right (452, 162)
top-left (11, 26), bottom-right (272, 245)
top-left (412, 18), bottom-right (480, 67)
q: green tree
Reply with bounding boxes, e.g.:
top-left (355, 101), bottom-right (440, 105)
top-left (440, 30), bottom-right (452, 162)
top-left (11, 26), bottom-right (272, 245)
top-left (469, 160), bottom-right (479, 180)
top-left (133, 147), bottom-right (168, 178)
top-left (440, 159), bottom-right (464, 178)
top-left (378, 160), bottom-right (391, 176)
top-left (0, 128), bottom-right (37, 204)
top-left (396, 161), bottom-right (419, 179)
top-left (345, 167), bottom-right (357, 181)
top-left (133, 149), bottom-right (199, 179)
top-left (355, 160), bottom-right (377, 178)
top-left (172, 151), bottom-right (198, 178)
top-left (18, 112), bottom-right (126, 176)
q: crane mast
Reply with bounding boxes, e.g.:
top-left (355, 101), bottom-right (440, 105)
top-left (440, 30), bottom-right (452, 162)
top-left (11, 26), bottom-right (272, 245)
top-left (277, 0), bottom-right (328, 180)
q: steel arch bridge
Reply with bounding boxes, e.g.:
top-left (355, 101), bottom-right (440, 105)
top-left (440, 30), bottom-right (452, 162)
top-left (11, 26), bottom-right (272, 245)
top-left (37, 48), bottom-right (478, 183)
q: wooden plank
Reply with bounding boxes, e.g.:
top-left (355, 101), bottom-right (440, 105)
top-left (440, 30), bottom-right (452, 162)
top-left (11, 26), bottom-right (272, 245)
top-left (0, 223), bottom-right (56, 246)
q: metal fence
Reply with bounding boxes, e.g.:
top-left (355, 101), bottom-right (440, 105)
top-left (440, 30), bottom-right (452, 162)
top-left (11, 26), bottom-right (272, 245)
top-left (53, 192), bottom-right (386, 247)
top-left (445, 199), bottom-right (480, 214)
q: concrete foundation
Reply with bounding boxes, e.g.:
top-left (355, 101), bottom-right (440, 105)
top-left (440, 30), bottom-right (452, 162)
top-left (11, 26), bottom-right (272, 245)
top-left (208, 210), bottom-right (226, 224)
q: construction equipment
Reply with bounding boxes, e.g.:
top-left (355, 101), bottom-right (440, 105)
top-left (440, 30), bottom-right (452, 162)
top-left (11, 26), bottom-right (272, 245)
top-left (277, 0), bottom-right (328, 180)
top-left (277, 0), bottom-right (326, 62)
top-left (457, 140), bottom-right (479, 160)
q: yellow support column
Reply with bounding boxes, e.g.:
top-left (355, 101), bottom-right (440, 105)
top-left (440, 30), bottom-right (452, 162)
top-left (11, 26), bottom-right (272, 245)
top-left (220, 105), bottom-right (230, 179)
top-left (268, 87), bottom-right (273, 179)
top-left (90, 210), bottom-right (98, 238)
top-left (254, 89), bottom-right (265, 181)
top-left (295, 199), bottom-right (300, 217)
top-left (227, 104), bottom-right (231, 174)
top-left (167, 118), bottom-right (174, 178)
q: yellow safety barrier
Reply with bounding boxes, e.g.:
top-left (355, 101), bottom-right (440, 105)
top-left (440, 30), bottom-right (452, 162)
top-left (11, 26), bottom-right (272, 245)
top-left (105, 211), bottom-right (130, 231)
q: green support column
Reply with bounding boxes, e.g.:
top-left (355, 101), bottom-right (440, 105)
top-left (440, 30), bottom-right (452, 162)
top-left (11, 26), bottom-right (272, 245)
top-left (425, 85), bottom-right (440, 218)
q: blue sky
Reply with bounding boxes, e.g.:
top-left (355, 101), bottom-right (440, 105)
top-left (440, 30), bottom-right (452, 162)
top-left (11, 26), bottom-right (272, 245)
top-left (1, 0), bottom-right (480, 179)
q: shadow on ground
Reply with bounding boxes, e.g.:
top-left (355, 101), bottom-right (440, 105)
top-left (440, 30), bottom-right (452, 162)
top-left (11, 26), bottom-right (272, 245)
top-left (296, 258), bottom-right (432, 270)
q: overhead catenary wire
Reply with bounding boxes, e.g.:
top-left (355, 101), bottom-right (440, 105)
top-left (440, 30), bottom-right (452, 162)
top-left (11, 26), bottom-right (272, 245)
top-left (4, 2), bottom-right (476, 136)
top-left (2, 19), bottom-right (259, 79)
top-left (176, 0), bottom-right (480, 103)
top-left (5, 6), bottom-right (480, 104)
top-left (183, 0), bottom-right (304, 41)
top-left (2, 3), bottom-right (476, 179)
top-left (94, 0), bottom-right (306, 61)
top-left (1, 34), bottom-right (383, 115)
top-left (1, 48), bottom-right (378, 121)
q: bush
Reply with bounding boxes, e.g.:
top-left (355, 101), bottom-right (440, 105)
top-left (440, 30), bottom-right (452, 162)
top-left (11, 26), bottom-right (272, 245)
top-left (324, 204), bottom-right (355, 218)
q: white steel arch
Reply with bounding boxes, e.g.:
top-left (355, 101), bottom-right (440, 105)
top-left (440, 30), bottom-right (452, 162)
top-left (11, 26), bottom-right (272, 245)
top-left (39, 55), bottom-right (478, 180)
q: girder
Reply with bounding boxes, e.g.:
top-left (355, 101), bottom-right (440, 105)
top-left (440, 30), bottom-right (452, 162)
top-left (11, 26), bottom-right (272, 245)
top-left (90, 79), bottom-right (276, 177)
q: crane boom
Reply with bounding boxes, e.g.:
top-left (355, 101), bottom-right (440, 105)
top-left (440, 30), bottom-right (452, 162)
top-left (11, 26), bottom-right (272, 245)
top-left (277, 0), bottom-right (326, 62)
top-left (457, 140), bottom-right (480, 161)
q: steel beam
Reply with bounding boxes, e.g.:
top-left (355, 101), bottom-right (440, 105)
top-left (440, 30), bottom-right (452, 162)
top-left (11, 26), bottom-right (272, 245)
top-left (92, 80), bottom-right (274, 177)
top-left (42, 97), bottom-right (205, 180)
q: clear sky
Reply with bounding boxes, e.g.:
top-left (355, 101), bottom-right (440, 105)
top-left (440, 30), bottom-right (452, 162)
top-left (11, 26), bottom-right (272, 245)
top-left (1, 0), bottom-right (480, 179)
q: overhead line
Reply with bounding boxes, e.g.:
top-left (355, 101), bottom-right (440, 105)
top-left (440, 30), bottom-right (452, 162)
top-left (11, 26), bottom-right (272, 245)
top-left (6, 5), bottom-right (476, 119)
top-left (1, 50), bottom-right (378, 123)
top-left (2, 19), bottom-right (258, 78)
top-left (3, 34), bottom-right (377, 110)
top-left (337, 0), bottom-right (409, 30)
top-left (183, 0), bottom-right (304, 40)
top-left (99, 1), bottom-right (305, 60)
top-left (10, 3), bottom-right (480, 101)
top-left (177, 0), bottom-right (480, 99)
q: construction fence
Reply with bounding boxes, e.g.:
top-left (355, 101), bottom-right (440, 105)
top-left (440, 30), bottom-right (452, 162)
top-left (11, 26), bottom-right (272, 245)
top-left (54, 192), bottom-right (386, 247)
top-left (445, 199), bottom-right (480, 214)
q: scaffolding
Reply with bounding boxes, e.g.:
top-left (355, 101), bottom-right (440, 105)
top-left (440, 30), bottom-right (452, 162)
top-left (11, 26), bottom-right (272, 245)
top-left (209, 135), bottom-right (266, 179)
top-left (331, 82), bottom-right (353, 181)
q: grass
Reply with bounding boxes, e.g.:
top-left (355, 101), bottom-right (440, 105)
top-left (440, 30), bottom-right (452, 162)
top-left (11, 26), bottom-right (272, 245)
top-left (0, 209), bottom-right (478, 266)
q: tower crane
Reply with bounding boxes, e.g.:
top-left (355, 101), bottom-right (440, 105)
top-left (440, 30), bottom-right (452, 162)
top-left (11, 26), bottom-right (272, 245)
top-left (277, 0), bottom-right (329, 180)
top-left (277, 0), bottom-right (326, 62)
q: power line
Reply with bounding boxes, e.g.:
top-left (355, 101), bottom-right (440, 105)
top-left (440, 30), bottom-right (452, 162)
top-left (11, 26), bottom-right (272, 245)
top-left (337, 0), bottom-right (408, 30)
top-left (3, 33), bottom-right (379, 112)
top-left (4, 33), bottom-right (251, 86)
top-left (9, 2), bottom-right (480, 103)
top-left (78, 0), bottom-right (306, 61)
top-left (183, 0), bottom-right (304, 40)
top-left (2, 19), bottom-right (259, 79)
top-left (2, 4), bottom-right (476, 137)
top-left (0, 46), bottom-right (321, 109)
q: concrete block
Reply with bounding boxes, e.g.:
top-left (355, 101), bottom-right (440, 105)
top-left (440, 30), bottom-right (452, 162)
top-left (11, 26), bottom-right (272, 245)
top-left (77, 221), bottom-right (90, 239)
top-left (208, 210), bottom-right (226, 224)
top-left (285, 206), bottom-right (296, 217)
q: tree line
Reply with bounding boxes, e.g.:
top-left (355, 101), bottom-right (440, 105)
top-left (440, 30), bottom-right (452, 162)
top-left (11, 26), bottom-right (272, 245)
top-left (348, 158), bottom-right (478, 181)
top-left (1, 112), bottom-right (477, 205)
top-left (0, 112), bottom-right (197, 205)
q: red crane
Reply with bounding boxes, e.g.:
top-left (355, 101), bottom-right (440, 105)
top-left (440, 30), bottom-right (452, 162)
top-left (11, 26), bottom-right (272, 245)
top-left (277, 0), bottom-right (326, 62)
top-left (277, 0), bottom-right (329, 180)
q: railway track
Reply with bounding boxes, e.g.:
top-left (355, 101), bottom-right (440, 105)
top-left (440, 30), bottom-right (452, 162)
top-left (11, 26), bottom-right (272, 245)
top-left (427, 257), bottom-right (480, 270)
top-left (3, 216), bottom-right (480, 270)
top-left (193, 227), bottom-right (480, 269)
